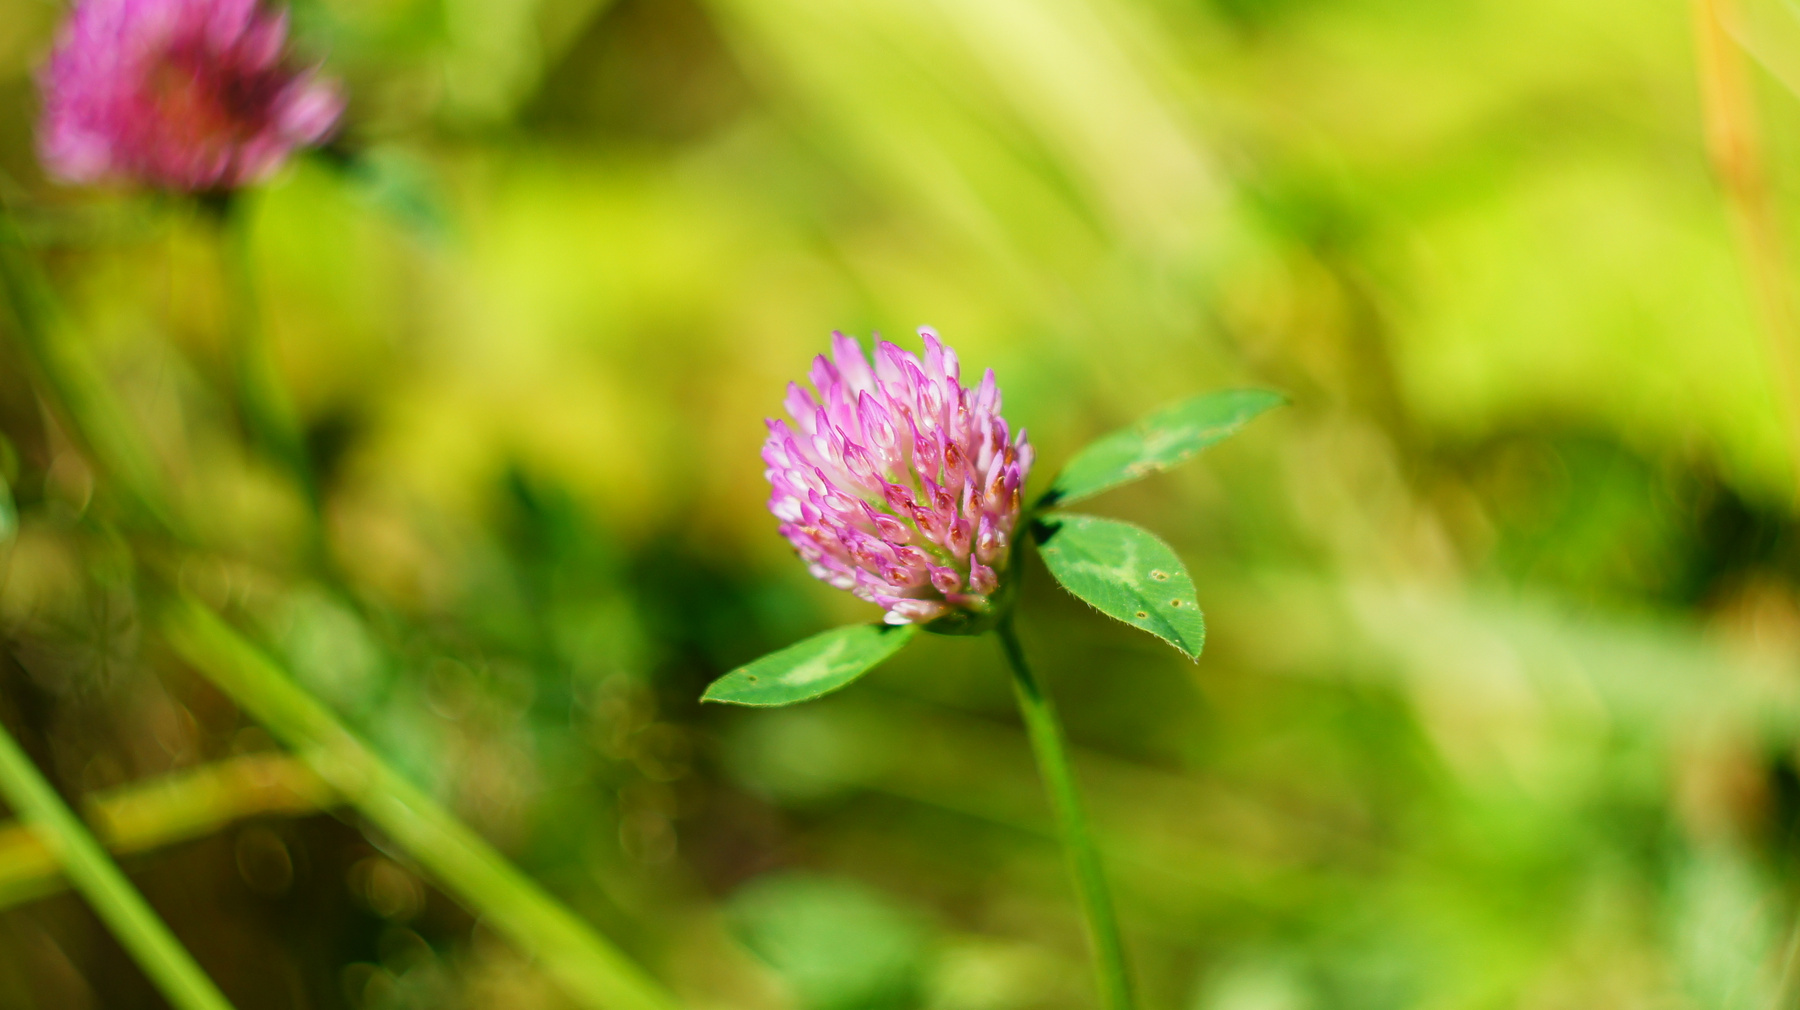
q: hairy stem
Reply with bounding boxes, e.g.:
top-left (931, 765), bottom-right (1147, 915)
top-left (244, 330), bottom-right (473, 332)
top-left (0, 720), bottom-right (236, 1010)
top-left (995, 615), bottom-right (1135, 1010)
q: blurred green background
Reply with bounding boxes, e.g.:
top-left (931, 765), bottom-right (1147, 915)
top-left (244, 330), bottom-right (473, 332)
top-left (4, 0), bottom-right (1800, 1006)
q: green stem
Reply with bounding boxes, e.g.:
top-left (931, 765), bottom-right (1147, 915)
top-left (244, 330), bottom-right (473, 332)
top-left (214, 198), bottom-right (320, 513)
top-left (163, 597), bottom-right (682, 1010)
top-left (0, 721), bottom-right (235, 1010)
top-left (996, 615), bottom-right (1135, 1010)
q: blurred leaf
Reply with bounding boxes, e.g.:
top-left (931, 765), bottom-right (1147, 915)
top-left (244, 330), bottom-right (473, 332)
top-left (702, 624), bottom-right (916, 706)
top-left (0, 471), bottom-right (13, 546)
top-left (1194, 957), bottom-right (1315, 1010)
top-left (277, 588), bottom-right (387, 716)
top-left (1729, 0), bottom-right (1800, 99)
top-left (726, 872), bottom-right (926, 1010)
top-left (1673, 849), bottom-right (1778, 1010)
top-left (321, 146), bottom-right (454, 244)
top-left (1043, 389), bottom-right (1283, 507)
top-left (1034, 514), bottom-right (1204, 659)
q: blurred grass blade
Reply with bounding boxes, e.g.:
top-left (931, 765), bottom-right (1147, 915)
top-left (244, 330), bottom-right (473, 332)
top-left (1034, 514), bottom-right (1204, 659)
top-left (0, 203), bottom-right (183, 536)
top-left (1696, 0), bottom-right (1800, 484)
top-left (162, 597), bottom-right (682, 1010)
top-left (0, 754), bottom-right (333, 911)
top-left (1727, 0), bottom-right (1800, 98)
top-left (1042, 390), bottom-right (1282, 508)
top-left (0, 468), bottom-right (14, 545)
top-left (0, 721), bottom-right (236, 1010)
top-left (703, 624), bottom-right (917, 706)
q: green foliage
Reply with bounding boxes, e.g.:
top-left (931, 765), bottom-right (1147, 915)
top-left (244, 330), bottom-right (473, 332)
top-left (0, 723), bottom-right (235, 1010)
top-left (703, 624), bottom-right (918, 706)
top-left (726, 873), bottom-right (927, 1010)
top-left (1736, 0), bottom-right (1800, 97)
top-left (318, 146), bottom-right (455, 246)
top-left (1044, 390), bottom-right (1284, 507)
top-left (165, 599), bottom-right (680, 1010)
top-left (0, 0), bottom-right (1795, 1002)
top-left (1034, 514), bottom-right (1206, 659)
top-left (0, 471), bottom-right (13, 546)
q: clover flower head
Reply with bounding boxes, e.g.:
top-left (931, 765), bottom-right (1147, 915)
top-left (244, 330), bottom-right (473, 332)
top-left (39, 0), bottom-right (343, 192)
top-left (764, 330), bottom-right (1034, 626)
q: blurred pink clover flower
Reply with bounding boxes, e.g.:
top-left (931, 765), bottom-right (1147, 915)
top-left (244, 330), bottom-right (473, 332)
top-left (39, 0), bottom-right (342, 191)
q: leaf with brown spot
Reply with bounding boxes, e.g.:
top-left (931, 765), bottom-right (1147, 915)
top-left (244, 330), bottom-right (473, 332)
top-left (1033, 514), bottom-right (1205, 659)
top-left (702, 624), bottom-right (917, 706)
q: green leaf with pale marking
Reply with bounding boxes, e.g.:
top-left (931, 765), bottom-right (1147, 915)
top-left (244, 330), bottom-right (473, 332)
top-left (703, 624), bottom-right (918, 706)
top-left (1035, 514), bottom-right (1205, 659)
top-left (1043, 389), bottom-right (1283, 507)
